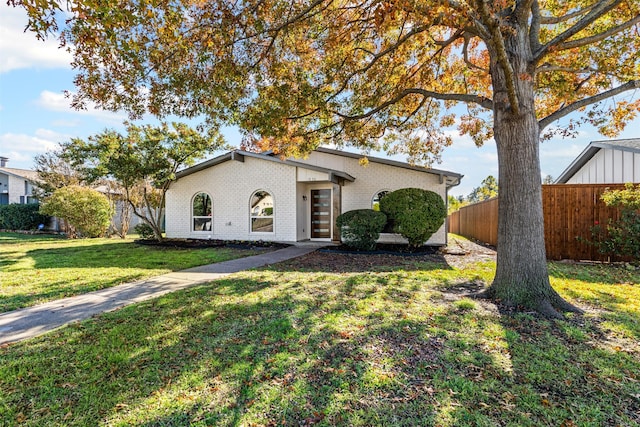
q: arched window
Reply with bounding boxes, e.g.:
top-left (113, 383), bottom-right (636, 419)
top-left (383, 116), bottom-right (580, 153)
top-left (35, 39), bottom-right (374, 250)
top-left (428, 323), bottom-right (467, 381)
top-left (192, 192), bottom-right (212, 232)
top-left (371, 190), bottom-right (390, 211)
top-left (250, 190), bottom-right (274, 233)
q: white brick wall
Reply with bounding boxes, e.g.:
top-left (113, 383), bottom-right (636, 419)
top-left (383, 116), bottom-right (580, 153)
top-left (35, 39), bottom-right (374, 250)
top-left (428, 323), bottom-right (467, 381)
top-left (304, 152), bottom-right (447, 245)
top-left (166, 157), bottom-right (298, 241)
top-left (166, 150), bottom-right (452, 245)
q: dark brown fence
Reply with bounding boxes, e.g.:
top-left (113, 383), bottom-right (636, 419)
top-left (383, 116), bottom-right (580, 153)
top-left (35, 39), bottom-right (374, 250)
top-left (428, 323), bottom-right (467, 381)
top-left (448, 184), bottom-right (627, 261)
top-left (448, 197), bottom-right (498, 247)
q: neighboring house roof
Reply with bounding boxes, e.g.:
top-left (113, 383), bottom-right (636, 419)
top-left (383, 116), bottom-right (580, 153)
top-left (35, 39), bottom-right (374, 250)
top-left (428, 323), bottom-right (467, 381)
top-left (176, 148), bottom-right (463, 188)
top-left (0, 167), bottom-right (39, 182)
top-left (555, 138), bottom-right (640, 183)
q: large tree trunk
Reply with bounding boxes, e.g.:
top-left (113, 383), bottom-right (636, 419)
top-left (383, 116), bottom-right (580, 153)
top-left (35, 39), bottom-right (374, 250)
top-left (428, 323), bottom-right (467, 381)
top-left (483, 25), bottom-right (582, 318)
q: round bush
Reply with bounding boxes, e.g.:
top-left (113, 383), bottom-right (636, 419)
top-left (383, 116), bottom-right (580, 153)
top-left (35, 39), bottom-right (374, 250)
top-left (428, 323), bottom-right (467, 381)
top-left (379, 188), bottom-right (446, 247)
top-left (40, 185), bottom-right (112, 238)
top-left (336, 209), bottom-right (387, 251)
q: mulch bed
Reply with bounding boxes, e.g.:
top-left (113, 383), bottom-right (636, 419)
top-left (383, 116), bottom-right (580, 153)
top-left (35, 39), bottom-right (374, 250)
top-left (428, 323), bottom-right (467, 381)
top-left (135, 238), bottom-right (291, 251)
top-left (320, 243), bottom-right (441, 256)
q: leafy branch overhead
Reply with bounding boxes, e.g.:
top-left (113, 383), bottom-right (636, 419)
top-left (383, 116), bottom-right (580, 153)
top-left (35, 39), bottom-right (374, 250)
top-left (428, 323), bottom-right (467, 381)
top-left (12, 0), bottom-right (640, 163)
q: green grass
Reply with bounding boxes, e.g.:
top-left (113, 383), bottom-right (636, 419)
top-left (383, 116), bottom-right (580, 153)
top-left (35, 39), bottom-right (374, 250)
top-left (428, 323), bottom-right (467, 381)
top-left (1, 245), bottom-right (638, 426)
top-left (0, 232), bottom-right (256, 313)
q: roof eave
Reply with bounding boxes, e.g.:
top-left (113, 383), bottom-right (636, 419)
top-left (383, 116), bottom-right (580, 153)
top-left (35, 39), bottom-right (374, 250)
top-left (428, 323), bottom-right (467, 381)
top-left (314, 147), bottom-right (463, 181)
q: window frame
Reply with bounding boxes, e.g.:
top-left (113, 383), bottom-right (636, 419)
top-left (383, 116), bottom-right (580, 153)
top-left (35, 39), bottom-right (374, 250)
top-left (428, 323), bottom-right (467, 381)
top-left (249, 189), bottom-right (275, 234)
top-left (191, 192), bottom-right (213, 233)
top-left (371, 189), bottom-right (391, 212)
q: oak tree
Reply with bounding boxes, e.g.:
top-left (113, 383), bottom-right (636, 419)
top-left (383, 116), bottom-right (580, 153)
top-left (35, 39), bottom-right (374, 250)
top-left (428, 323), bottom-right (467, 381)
top-left (14, 0), bottom-right (640, 317)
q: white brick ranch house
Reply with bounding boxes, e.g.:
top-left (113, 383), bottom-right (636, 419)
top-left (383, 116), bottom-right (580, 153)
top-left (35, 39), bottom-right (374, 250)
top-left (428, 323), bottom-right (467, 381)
top-left (165, 148), bottom-right (462, 245)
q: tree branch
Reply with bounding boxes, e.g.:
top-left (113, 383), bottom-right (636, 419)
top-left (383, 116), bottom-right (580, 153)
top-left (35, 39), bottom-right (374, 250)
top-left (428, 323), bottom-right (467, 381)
top-left (529, 0), bottom-right (542, 52)
top-left (538, 2), bottom-right (597, 24)
top-left (476, 0), bottom-right (520, 114)
top-left (463, 33), bottom-right (489, 72)
top-left (333, 88), bottom-right (493, 121)
top-left (538, 80), bottom-right (640, 130)
top-left (557, 14), bottom-right (640, 51)
top-left (533, 0), bottom-right (622, 62)
top-left (535, 65), bottom-right (597, 74)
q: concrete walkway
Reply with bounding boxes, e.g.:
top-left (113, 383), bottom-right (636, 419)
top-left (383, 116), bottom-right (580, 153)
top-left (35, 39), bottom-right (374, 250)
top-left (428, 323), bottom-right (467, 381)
top-left (0, 244), bottom-right (324, 345)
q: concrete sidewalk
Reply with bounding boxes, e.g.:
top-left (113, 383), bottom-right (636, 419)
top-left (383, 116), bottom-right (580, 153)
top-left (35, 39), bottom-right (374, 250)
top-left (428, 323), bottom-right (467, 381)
top-left (0, 244), bottom-right (323, 345)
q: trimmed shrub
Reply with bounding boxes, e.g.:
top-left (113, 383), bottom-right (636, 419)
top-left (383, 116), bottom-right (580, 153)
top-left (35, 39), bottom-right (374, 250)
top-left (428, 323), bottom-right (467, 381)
top-left (40, 186), bottom-right (112, 238)
top-left (134, 222), bottom-right (156, 240)
top-left (379, 188), bottom-right (446, 247)
top-left (336, 209), bottom-right (387, 251)
top-left (0, 203), bottom-right (49, 230)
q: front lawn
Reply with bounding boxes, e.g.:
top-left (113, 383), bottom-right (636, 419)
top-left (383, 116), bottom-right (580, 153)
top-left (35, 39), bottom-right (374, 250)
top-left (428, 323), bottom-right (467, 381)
top-left (1, 247), bottom-right (638, 426)
top-left (0, 233), bottom-right (256, 313)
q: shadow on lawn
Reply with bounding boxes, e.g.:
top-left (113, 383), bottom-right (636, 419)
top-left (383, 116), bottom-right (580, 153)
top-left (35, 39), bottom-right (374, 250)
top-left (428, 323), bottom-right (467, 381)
top-left (2, 273), bottom-right (443, 425)
top-left (2, 269), bottom-right (639, 426)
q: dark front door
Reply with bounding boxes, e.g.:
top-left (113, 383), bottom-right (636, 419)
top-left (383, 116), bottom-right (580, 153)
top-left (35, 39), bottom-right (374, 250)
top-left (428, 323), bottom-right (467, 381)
top-left (311, 189), bottom-right (331, 239)
top-left (0, 194), bottom-right (8, 205)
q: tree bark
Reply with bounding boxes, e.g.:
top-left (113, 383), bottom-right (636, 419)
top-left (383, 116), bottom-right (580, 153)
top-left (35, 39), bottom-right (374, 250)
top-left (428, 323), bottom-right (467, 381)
top-left (482, 22), bottom-right (583, 318)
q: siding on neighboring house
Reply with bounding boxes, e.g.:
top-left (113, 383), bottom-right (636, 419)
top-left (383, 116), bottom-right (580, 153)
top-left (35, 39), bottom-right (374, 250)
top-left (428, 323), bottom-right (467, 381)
top-left (556, 138), bottom-right (640, 184)
top-left (0, 167), bottom-right (38, 205)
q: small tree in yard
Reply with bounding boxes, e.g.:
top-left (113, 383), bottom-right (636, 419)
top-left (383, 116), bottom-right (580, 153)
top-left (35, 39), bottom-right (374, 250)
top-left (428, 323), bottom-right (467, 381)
top-left (590, 184), bottom-right (640, 260)
top-left (40, 186), bottom-right (112, 238)
top-left (102, 180), bottom-right (136, 238)
top-left (61, 122), bottom-right (224, 241)
top-left (380, 188), bottom-right (447, 248)
top-left (337, 209), bottom-right (387, 251)
top-left (33, 149), bottom-right (84, 199)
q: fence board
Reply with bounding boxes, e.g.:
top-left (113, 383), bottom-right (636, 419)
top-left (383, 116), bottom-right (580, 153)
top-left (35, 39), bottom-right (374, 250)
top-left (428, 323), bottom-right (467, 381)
top-left (447, 184), bottom-right (627, 261)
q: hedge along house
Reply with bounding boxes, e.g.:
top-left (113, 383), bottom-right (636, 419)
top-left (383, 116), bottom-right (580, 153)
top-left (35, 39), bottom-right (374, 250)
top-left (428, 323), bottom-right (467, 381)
top-left (165, 148), bottom-right (462, 245)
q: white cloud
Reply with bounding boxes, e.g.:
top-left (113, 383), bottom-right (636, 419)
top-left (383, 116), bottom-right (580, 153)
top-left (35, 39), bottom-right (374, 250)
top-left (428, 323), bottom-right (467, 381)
top-left (35, 90), bottom-right (126, 123)
top-left (442, 129), bottom-right (479, 150)
top-left (0, 5), bottom-right (73, 73)
top-left (0, 131), bottom-right (61, 168)
top-left (51, 119), bottom-right (81, 127)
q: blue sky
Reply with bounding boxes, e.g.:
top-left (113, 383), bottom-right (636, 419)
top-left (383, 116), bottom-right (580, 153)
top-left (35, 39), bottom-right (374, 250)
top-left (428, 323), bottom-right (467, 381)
top-left (1, 4), bottom-right (638, 198)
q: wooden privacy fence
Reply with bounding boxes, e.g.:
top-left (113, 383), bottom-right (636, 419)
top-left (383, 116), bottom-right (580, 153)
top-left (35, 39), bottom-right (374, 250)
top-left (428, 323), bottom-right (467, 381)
top-left (448, 184), bottom-right (627, 261)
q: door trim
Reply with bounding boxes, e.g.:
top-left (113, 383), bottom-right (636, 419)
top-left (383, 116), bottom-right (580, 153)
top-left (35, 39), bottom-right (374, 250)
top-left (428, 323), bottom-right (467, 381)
top-left (310, 188), bottom-right (332, 240)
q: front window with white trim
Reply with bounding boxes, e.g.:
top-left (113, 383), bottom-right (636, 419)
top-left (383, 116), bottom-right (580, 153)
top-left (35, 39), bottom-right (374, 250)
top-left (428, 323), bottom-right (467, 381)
top-left (192, 192), bottom-right (212, 231)
top-left (250, 190), bottom-right (274, 233)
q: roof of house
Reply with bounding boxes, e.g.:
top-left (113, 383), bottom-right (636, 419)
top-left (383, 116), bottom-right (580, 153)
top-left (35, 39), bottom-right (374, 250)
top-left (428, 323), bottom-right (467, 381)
top-left (176, 148), bottom-right (462, 188)
top-left (176, 149), bottom-right (356, 183)
top-left (313, 147), bottom-right (463, 186)
top-left (0, 167), bottom-right (39, 182)
top-left (555, 138), bottom-right (640, 183)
